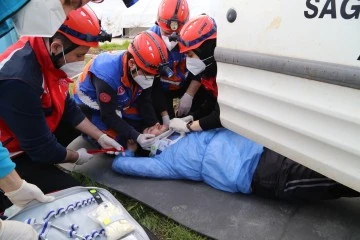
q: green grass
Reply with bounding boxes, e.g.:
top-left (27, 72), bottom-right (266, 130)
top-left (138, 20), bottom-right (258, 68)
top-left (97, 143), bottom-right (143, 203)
top-left (88, 41), bottom-right (130, 55)
top-left (100, 41), bottom-right (130, 51)
top-left (73, 173), bottom-right (207, 240)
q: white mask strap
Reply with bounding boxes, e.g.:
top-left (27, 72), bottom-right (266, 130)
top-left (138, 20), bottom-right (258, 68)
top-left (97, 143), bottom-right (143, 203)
top-left (61, 46), bottom-right (67, 65)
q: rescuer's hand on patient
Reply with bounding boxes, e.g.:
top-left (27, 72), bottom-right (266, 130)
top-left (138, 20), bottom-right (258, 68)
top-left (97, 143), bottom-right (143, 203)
top-left (169, 118), bottom-right (189, 133)
top-left (180, 115), bottom-right (193, 123)
top-left (137, 134), bottom-right (156, 149)
top-left (97, 134), bottom-right (123, 154)
top-left (177, 93), bottom-right (193, 117)
top-left (4, 180), bottom-right (55, 207)
top-left (162, 114), bottom-right (170, 126)
top-left (75, 148), bottom-right (94, 165)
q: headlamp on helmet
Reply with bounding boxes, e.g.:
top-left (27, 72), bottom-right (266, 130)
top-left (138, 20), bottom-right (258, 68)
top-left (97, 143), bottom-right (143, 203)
top-left (159, 63), bottom-right (174, 78)
top-left (169, 21), bottom-right (179, 31)
top-left (157, 0), bottom-right (189, 33)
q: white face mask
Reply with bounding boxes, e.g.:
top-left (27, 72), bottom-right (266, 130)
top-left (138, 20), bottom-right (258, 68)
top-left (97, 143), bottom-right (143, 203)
top-left (186, 57), bottom-right (206, 76)
top-left (60, 61), bottom-right (85, 79)
top-left (162, 35), bottom-right (178, 51)
top-left (131, 65), bottom-right (154, 89)
top-left (12, 0), bottom-right (66, 37)
top-left (58, 47), bottom-right (84, 78)
top-left (134, 75), bottom-right (154, 89)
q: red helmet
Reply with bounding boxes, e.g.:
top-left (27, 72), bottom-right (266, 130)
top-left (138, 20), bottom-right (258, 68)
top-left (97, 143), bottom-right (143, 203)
top-left (57, 5), bottom-right (102, 48)
top-left (128, 31), bottom-right (172, 76)
top-left (157, 0), bottom-right (189, 33)
top-left (178, 15), bottom-right (217, 53)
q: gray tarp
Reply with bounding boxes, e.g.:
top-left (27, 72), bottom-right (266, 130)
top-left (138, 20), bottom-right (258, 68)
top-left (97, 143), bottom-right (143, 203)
top-left (59, 137), bottom-right (360, 240)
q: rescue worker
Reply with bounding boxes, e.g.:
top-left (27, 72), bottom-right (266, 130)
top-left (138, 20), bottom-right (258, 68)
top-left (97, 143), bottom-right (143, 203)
top-left (149, 0), bottom-right (202, 123)
top-left (0, 3), bottom-right (111, 239)
top-left (73, 31), bottom-right (172, 150)
top-left (0, 6), bottom-right (122, 213)
top-left (169, 14), bottom-right (222, 133)
top-left (0, 3), bottom-right (117, 240)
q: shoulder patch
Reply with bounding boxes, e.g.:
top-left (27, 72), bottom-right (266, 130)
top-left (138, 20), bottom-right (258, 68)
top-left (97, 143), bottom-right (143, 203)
top-left (99, 92), bottom-right (111, 103)
top-left (117, 86), bottom-right (125, 95)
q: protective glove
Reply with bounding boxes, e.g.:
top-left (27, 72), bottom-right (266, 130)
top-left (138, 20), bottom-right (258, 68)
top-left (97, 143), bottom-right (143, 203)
top-left (181, 115), bottom-right (193, 123)
top-left (75, 148), bottom-right (94, 165)
top-left (0, 219), bottom-right (37, 240)
top-left (97, 134), bottom-right (123, 155)
top-left (162, 115), bottom-right (170, 126)
top-left (177, 93), bottom-right (193, 117)
top-left (169, 118), bottom-right (189, 133)
top-left (4, 180), bottom-right (55, 208)
top-left (136, 134), bottom-right (156, 149)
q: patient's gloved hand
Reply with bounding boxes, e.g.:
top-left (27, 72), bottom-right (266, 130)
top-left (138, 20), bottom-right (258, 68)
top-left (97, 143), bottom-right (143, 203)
top-left (124, 149), bottom-right (135, 157)
top-left (169, 118), bottom-right (189, 133)
top-left (0, 219), bottom-right (37, 240)
top-left (117, 149), bottom-right (135, 157)
top-left (5, 180), bottom-right (55, 207)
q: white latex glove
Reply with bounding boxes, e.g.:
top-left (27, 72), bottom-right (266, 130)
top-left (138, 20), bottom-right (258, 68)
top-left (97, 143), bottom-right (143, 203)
top-left (4, 180), bottom-right (55, 207)
top-left (169, 118), bottom-right (189, 133)
top-left (97, 134), bottom-right (123, 155)
top-left (0, 219), bottom-right (37, 240)
top-left (136, 134), bottom-right (156, 149)
top-left (162, 115), bottom-right (170, 126)
top-left (177, 93), bottom-right (193, 117)
top-left (75, 148), bottom-right (94, 165)
top-left (181, 115), bottom-right (193, 123)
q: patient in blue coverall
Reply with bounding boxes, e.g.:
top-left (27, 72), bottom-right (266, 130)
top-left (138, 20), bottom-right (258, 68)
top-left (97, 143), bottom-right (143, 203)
top-left (113, 128), bottom-right (359, 202)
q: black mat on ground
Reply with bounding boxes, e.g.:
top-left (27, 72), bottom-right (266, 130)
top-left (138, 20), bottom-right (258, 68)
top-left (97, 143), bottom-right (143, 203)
top-left (59, 137), bottom-right (360, 240)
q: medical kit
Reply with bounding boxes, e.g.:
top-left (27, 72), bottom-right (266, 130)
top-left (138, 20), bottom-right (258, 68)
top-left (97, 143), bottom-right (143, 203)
top-left (6, 187), bottom-right (150, 240)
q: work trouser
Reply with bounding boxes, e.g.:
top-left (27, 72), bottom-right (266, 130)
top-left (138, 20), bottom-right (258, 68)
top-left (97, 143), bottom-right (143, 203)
top-left (0, 121), bottom-right (81, 212)
top-left (251, 148), bottom-right (360, 202)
